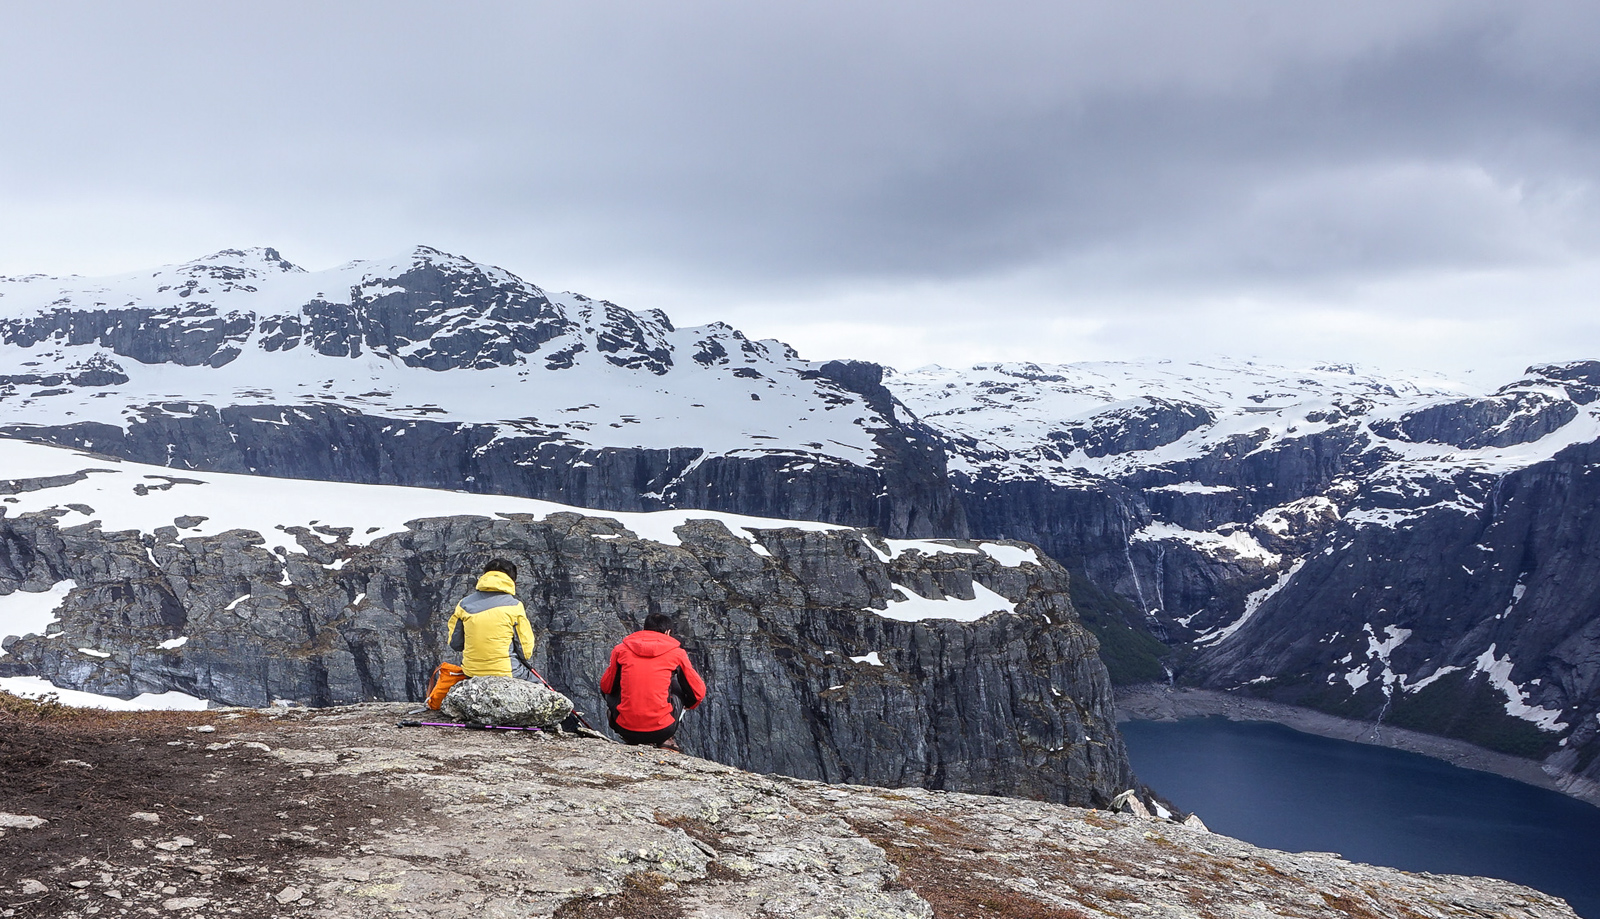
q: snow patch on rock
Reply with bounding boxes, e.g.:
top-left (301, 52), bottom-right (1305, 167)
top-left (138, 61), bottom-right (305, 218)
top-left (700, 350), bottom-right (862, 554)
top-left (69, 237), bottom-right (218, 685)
top-left (1194, 559), bottom-right (1306, 647)
top-left (0, 675), bottom-right (209, 711)
top-left (869, 583), bottom-right (1016, 623)
top-left (0, 579), bottom-right (76, 657)
top-left (1472, 644), bottom-right (1569, 732)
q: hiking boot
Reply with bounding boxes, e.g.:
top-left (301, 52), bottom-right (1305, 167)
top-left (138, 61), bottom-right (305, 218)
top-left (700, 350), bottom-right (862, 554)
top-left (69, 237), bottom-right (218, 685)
top-left (658, 736), bottom-right (682, 753)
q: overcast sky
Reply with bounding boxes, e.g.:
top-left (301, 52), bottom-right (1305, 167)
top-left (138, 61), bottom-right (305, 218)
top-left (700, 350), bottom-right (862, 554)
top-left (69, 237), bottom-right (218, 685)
top-left (3, 1), bottom-right (1598, 383)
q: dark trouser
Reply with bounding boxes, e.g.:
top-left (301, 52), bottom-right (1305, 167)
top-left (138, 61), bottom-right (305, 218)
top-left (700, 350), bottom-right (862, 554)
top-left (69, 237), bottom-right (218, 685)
top-left (609, 713), bottom-right (678, 746)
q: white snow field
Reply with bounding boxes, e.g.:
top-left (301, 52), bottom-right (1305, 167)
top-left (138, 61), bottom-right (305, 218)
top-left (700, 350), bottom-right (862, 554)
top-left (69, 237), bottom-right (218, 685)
top-left (0, 675), bottom-right (209, 711)
top-left (0, 579), bottom-right (75, 657)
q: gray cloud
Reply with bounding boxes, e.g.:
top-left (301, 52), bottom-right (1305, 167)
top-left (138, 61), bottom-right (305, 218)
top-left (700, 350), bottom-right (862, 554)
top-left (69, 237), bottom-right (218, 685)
top-left (2, 1), bottom-right (1598, 377)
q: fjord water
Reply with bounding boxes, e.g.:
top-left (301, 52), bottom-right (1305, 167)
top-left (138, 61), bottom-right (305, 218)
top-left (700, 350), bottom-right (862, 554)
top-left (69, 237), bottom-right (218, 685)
top-left (1122, 718), bottom-right (1600, 918)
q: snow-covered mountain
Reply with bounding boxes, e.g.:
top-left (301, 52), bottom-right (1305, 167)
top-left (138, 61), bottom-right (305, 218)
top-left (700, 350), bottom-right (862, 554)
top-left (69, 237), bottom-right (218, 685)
top-left (1, 246), bottom-right (874, 455)
top-left (0, 246), bottom-right (960, 537)
top-left (888, 358), bottom-right (1600, 482)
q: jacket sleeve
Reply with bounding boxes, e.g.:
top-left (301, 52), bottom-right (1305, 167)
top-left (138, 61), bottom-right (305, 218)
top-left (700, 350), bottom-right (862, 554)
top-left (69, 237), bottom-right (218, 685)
top-left (672, 650), bottom-right (707, 709)
top-left (511, 608), bottom-right (537, 667)
top-left (447, 608), bottom-right (465, 653)
top-left (599, 648), bottom-right (623, 715)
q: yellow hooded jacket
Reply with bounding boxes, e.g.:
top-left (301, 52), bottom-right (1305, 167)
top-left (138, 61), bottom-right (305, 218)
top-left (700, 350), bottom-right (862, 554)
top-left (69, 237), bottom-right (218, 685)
top-left (446, 570), bottom-right (536, 678)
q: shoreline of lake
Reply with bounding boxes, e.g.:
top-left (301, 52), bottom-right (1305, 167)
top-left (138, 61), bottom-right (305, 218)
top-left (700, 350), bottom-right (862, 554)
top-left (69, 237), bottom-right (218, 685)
top-left (1114, 683), bottom-right (1600, 809)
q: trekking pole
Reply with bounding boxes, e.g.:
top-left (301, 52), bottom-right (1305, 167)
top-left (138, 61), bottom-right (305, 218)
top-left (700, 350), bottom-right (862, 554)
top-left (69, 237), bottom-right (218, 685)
top-left (398, 720), bottom-right (544, 732)
top-left (523, 659), bottom-right (598, 732)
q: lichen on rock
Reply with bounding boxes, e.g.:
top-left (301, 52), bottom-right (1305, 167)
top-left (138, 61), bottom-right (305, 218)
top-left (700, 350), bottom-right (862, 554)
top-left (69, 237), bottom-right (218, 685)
top-left (440, 677), bottom-right (573, 727)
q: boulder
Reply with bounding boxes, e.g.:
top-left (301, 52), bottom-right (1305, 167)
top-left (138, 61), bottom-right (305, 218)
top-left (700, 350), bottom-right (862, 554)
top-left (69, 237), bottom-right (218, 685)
top-left (442, 677), bottom-right (573, 727)
top-left (1109, 790), bottom-right (1153, 819)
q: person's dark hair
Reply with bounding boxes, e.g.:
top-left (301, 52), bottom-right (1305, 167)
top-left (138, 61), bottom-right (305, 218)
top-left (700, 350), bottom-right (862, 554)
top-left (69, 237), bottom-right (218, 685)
top-left (484, 558), bottom-right (518, 582)
top-left (642, 612), bottom-right (674, 634)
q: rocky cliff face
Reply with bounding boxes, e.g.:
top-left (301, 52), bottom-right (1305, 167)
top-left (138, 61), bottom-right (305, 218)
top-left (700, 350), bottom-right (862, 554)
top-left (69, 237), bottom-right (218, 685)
top-left (0, 701), bottom-right (1579, 919)
top-left (0, 439), bottom-right (1125, 805)
top-left (1187, 439), bottom-right (1600, 790)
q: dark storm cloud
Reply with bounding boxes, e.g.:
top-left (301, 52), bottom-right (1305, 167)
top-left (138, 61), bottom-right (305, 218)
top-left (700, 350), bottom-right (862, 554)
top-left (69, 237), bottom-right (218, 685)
top-left (2, 2), bottom-right (1599, 374)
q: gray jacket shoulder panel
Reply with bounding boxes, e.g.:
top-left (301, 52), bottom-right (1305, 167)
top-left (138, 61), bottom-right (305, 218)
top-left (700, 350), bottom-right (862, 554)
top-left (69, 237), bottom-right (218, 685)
top-left (460, 590), bottom-right (521, 615)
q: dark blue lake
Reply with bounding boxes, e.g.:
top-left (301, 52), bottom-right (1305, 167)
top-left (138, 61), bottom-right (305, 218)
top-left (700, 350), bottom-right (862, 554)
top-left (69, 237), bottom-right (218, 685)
top-left (1121, 717), bottom-right (1600, 919)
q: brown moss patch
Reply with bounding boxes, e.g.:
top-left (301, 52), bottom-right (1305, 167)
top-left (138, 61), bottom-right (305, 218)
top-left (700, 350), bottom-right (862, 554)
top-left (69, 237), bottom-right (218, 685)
top-left (1321, 891), bottom-right (1389, 919)
top-left (553, 871), bottom-right (685, 919)
top-left (851, 818), bottom-right (1090, 919)
top-left (1080, 811), bottom-right (1118, 830)
top-left (653, 813), bottom-right (727, 849)
top-left (0, 694), bottom-right (415, 919)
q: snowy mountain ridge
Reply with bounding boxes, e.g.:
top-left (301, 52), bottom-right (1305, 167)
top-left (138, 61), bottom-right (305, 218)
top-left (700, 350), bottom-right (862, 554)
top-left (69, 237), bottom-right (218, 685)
top-left (0, 246), bottom-right (888, 460)
top-left (886, 358), bottom-right (1597, 484)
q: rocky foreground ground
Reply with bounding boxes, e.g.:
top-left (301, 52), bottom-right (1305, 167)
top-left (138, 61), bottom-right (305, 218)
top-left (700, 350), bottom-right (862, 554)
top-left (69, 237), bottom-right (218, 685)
top-left (0, 696), bottom-right (1579, 919)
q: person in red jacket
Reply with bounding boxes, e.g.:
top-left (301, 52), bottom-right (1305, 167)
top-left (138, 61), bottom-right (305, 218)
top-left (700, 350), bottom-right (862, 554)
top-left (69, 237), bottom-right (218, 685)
top-left (600, 612), bottom-right (706, 750)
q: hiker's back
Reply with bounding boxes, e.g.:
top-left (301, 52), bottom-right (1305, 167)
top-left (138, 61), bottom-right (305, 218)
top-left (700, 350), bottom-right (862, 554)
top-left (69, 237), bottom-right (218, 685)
top-left (447, 562), bottom-right (536, 679)
top-left (600, 612), bottom-right (705, 748)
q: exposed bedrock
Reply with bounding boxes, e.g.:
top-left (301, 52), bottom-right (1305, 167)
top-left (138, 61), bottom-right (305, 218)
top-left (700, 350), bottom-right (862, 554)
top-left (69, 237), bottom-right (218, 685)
top-left (1374, 391), bottom-right (1580, 450)
top-left (1044, 398), bottom-right (1215, 459)
top-left (0, 511), bottom-right (1127, 806)
top-left (949, 474), bottom-right (1161, 622)
top-left (951, 474), bottom-right (1148, 571)
top-left (1116, 427), bottom-right (1380, 513)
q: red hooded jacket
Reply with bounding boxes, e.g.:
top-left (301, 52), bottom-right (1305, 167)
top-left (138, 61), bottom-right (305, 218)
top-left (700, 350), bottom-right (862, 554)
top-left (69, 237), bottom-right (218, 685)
top-left (599, 630), bottom-right (706, 733)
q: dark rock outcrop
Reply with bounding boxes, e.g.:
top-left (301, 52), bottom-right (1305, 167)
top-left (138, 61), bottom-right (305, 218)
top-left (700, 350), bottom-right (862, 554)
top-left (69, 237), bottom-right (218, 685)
top-left (1375, 392), bottom-right (1579, 449)
top-left (1051, 398), bottom-right (1215, 459)
top-left (7, 401), bottom-right (966, 540)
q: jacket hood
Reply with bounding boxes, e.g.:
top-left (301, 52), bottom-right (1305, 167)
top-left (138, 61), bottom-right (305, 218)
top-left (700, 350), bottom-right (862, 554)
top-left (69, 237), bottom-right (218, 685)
top-left (621, 630), bottom-right (680, 658)
top-left (475, 570), bottom-right (516, 594)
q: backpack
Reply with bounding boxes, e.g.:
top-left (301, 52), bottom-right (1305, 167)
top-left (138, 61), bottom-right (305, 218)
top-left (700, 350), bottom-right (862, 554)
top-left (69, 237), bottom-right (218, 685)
top-left (425, 662), bottom-right (467, 710)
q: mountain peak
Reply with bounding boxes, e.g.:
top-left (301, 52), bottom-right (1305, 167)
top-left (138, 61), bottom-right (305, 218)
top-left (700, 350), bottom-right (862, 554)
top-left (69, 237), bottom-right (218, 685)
top-left (186, 247), bottom-right (304, 274)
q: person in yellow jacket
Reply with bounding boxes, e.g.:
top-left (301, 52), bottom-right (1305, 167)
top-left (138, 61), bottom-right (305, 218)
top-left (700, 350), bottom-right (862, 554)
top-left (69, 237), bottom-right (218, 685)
top-left (446, 559), bottom-right (537, 678)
